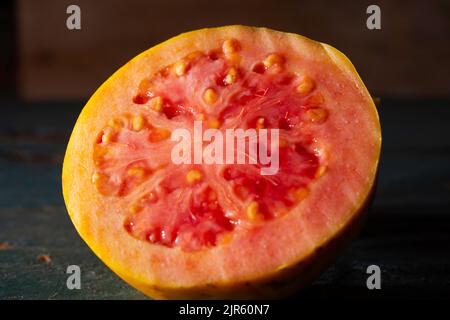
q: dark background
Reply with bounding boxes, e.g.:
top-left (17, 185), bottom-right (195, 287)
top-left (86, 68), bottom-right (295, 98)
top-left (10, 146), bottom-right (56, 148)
top-left (0, 0), bottom-right (449, 299)
top-left (5, 0), bottom-right (450, 99)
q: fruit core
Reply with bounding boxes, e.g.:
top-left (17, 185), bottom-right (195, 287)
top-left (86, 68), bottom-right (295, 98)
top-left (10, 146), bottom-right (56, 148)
top-left (92, 39), bottom-right (329, 251)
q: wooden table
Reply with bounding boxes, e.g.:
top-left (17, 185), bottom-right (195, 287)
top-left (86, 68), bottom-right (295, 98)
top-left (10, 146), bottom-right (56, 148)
top-left (1, 98), bottom-right (449, 299)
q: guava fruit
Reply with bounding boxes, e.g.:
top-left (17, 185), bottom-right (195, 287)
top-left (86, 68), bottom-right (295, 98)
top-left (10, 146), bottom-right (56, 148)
top-left (62, 25), bottom-right (381, 299)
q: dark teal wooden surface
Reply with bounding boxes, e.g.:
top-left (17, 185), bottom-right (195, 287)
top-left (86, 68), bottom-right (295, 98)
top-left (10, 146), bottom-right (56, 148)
top-left (0, 99), bottom-right (449, 299)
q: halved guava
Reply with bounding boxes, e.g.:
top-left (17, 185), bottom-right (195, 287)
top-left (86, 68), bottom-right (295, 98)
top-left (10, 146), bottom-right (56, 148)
top-left (62, 25), bottom-right (381, 299)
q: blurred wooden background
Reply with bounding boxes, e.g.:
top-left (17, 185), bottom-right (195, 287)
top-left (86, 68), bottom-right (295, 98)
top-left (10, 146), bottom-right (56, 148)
top-left (11, 0), bottom-right (450, 100)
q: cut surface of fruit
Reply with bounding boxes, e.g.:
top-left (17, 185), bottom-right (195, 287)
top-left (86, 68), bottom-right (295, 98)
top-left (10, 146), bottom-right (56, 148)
top-left (63, 25), bottom-right (381, 299)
